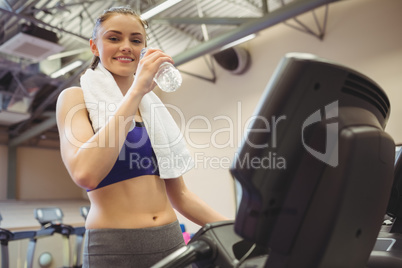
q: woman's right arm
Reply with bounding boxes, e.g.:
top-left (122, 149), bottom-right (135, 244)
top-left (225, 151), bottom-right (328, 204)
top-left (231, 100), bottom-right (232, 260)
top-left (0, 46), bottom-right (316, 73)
top-left (56, 86), bottom-right (143, 190)
top-left (57, 49), bottom-right (176, 190)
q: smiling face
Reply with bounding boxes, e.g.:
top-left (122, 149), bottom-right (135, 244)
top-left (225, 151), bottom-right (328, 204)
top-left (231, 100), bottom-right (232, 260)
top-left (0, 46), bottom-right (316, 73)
top-left (90, 14), bottom-right (146, 79)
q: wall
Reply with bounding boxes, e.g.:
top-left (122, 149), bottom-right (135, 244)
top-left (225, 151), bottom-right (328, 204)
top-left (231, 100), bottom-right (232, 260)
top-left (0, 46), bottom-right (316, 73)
top-left (160, 0), bottom-right (402, 233)
top-left (0, 146), bottom-right (83, 200)
top-left (15, 147), bottom-right (83, 199)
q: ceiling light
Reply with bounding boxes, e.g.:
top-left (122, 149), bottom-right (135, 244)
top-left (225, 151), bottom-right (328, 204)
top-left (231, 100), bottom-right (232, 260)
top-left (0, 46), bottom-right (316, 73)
top-left (220, 34), bottom-right (257, 51)
top-left (50, 60), bottom-right (83, 78)
top-left (141, 0), bottom-right (183, 20)
top-left (46, 48), bottom-right (88, 60)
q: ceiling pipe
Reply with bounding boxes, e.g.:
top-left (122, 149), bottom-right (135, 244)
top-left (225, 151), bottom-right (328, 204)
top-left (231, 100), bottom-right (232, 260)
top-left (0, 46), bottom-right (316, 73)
top-left (8, 112), bottom-right (56, 147)
top-left (0, 7), bottom-right (88, 41)
top-left (9, 61), bottom-right (90, 141)
top-left (173, 0), bottom-right (338, 66)
top-left (153, 17), bottom-right (252, 25)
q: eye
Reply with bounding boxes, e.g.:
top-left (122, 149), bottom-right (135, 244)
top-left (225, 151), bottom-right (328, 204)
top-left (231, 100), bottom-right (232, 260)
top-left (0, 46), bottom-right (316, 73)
top-left (132, 39), bottom-right (142, 44)
top-left (108, 37), bottom-right (119, 41)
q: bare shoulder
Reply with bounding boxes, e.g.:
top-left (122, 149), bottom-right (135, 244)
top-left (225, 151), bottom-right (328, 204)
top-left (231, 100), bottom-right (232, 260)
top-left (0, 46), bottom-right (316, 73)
top-left (56, 86), bottom-right (87, 122)
top-left (56, 87), bottom-right (85, 112)
top-left (57, 86), bottom-right (84, 104)
top-left (62, 86), bottom-right (83, 95)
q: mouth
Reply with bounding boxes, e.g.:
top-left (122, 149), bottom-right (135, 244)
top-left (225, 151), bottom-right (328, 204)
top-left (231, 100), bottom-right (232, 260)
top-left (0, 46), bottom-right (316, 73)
top-left (114, 56), bottom-right (134, 62)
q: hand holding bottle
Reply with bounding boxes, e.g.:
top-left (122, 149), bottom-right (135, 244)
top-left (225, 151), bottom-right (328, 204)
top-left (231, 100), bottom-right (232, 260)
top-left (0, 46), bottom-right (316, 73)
top-left (140, 47), bottom-right (182, 92)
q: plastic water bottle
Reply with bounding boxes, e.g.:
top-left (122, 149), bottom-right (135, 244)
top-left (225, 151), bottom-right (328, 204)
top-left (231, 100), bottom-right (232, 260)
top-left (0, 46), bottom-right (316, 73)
top-left (140, 47), bottom-right (182, 92)
top-left (180, 223), bottom-right (192, 244)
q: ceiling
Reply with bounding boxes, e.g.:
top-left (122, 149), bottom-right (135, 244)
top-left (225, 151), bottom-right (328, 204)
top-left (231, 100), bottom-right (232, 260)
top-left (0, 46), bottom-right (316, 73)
top-left (0, 0), bottom-right (336, 149)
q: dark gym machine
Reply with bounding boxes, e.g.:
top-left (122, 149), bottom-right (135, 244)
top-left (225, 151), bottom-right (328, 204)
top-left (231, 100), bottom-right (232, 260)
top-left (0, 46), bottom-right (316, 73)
top-left (152, 52), bottom-right (396, 267)
top-left (367, 148), bottom-right (402, 267)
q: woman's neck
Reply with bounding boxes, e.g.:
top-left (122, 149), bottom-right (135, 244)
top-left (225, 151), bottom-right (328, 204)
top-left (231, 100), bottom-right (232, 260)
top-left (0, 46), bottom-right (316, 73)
top-left (113, 74), bottom-right (134, 96)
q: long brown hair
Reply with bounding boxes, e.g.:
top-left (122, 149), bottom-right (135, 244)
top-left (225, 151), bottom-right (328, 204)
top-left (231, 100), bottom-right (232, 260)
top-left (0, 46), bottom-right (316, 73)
top-left (89, 6), bottom-right (149, 70)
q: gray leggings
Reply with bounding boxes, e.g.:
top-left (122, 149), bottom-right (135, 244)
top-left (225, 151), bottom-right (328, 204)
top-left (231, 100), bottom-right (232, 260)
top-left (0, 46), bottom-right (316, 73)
top-left (83, 221), bottom-right (186, 268)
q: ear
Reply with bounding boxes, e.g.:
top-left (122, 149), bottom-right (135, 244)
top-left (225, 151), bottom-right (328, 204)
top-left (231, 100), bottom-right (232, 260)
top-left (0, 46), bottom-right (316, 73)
top-left (90, 39), bottom-right (99, 57)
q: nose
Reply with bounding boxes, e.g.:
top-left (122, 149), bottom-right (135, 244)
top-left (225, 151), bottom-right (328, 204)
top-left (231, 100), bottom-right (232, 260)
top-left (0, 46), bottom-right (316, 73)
top-left (120, 40), bottom-right (132, 53)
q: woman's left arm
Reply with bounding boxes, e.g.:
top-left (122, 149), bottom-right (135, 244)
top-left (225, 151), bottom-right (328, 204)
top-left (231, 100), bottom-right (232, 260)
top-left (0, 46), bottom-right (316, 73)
top-left (165, 176), bottom-right (230, 226)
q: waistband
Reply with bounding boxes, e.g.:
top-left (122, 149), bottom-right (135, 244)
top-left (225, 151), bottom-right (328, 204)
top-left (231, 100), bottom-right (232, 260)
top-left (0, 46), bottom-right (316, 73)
top-left (85, 220), bottom-right (184, 254)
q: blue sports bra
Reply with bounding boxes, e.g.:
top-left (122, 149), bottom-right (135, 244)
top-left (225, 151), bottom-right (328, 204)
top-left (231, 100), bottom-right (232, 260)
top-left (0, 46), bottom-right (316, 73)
top-left (88, 121), bottom-right (159, 191)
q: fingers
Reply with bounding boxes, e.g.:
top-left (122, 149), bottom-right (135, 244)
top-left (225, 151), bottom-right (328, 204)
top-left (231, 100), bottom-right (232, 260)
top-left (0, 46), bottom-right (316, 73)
top-left (140, 48), bottom-right (174, 66)
top-left (131, 48), bottom-right (174, 95)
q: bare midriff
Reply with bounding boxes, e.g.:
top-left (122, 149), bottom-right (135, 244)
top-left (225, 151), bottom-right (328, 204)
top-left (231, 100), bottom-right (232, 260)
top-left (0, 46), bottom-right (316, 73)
top-left (85, 175), bottom-right (177, 229)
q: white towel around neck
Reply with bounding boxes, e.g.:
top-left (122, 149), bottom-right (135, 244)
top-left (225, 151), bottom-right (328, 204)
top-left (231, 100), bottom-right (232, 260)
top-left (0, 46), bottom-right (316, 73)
top-left (80, 63), bottom-right (194, 179)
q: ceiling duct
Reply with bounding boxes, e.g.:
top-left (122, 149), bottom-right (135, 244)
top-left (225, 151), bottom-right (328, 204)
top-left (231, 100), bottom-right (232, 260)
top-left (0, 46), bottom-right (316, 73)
top-left (213, 47), bottom-right (251, 75)
top-left (0, 23), bottom-right (63, 62)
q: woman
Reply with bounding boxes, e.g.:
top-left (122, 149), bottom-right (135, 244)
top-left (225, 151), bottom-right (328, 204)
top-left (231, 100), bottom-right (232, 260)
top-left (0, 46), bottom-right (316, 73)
top-left (56, 6), bottom-right (227, 267)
